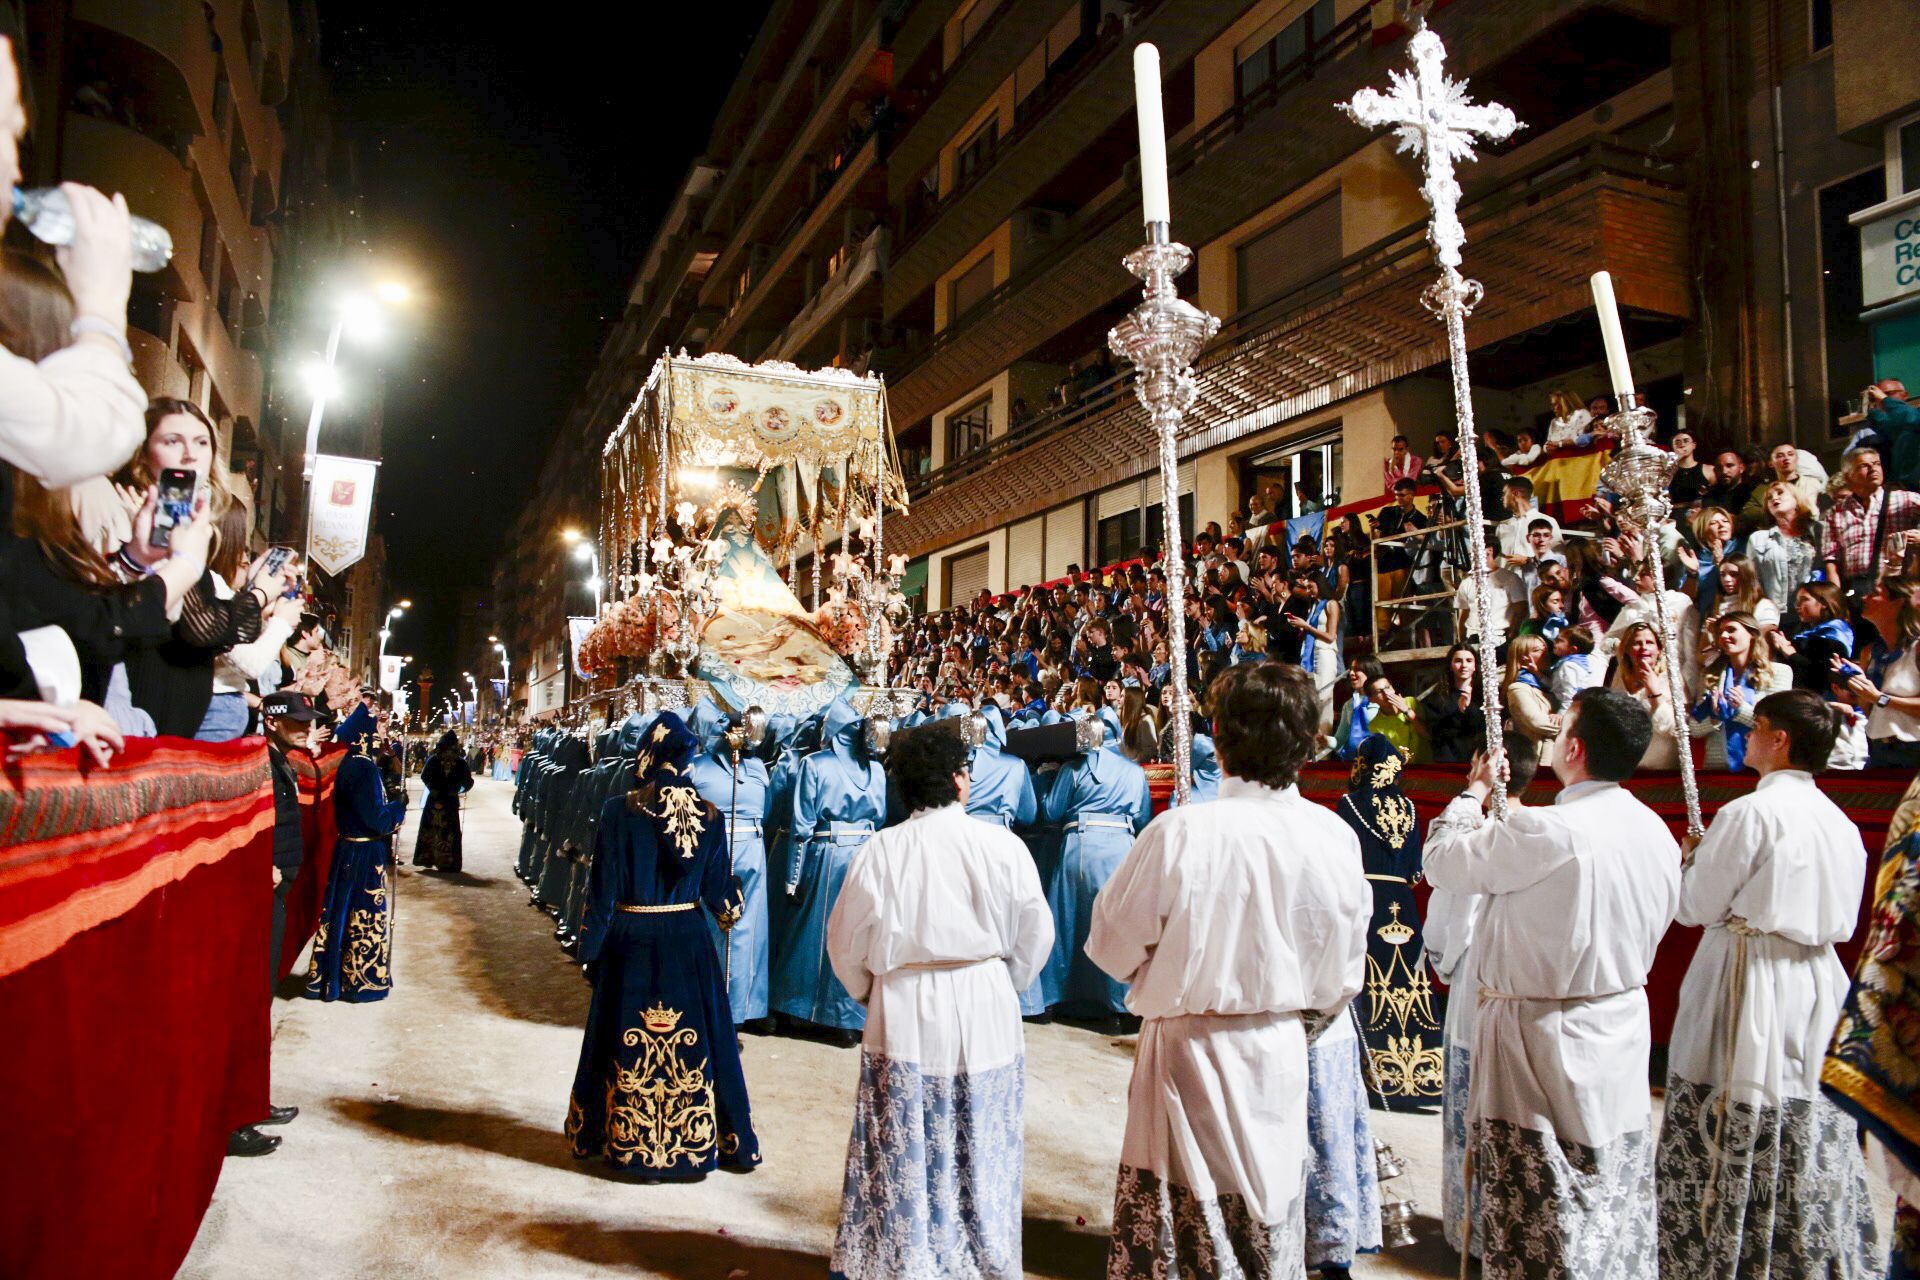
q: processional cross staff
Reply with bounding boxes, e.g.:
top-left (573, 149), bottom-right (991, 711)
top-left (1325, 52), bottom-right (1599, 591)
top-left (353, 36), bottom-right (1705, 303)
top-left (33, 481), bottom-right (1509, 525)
top-left (1341, 21), bottom-right (1521, 817)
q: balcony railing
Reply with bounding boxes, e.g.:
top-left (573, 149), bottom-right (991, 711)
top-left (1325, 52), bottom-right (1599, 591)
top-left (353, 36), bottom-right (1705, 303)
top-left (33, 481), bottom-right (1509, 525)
top-left (901, 139), bottom-right (1683, 507)
top-left (894, 1), bottom-right (1372, 382)
top-left (895, 0), bottom-right (1173, 254)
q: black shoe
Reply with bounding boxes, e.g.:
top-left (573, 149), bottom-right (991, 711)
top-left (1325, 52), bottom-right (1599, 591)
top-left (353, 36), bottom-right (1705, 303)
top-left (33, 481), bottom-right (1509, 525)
top-left (259, 1104), bottom-right (298, 1126)
top-left (227, 1126), bottom-right (281, 1157)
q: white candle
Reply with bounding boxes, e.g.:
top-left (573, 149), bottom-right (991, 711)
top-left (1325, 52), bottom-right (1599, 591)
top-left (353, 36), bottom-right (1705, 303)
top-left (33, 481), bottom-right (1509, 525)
top-left (1132, 44), bottom-right (1171, 226)
top-left (1589, 271), bottom-right (1635, 401)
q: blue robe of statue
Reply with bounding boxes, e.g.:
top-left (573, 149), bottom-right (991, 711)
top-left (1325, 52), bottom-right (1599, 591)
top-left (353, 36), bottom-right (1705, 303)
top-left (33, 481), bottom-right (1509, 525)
top-left (1190, 733), bottom-right (1222, 803)
top-left (965, 705), bottom-right (1037, 830)
top-left (1037, 708), bottom-right (1152, 1017)
top-left (565, 713), bottom-right (761, 1179)
top-left (688, 699), bottom-right (773, 1024)
top-left (305, 744), bottom-right (407, 1003)
top-left (770, 698), bottom-right (884, 1032)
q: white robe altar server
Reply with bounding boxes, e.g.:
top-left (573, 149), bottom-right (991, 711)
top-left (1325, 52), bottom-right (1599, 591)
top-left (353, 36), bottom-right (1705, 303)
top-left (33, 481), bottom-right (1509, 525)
top-left (1655, 688), bottom-right (1879, 1276)
top-left (1423, 730), bottom-right (1541, 1259)
top-left (1088, 662), bottom-right (1371, 1278)
top-left (826, 722), bottom-right (1053, 1280)
top-left (1424, 687), bottom-right (1680, 1279)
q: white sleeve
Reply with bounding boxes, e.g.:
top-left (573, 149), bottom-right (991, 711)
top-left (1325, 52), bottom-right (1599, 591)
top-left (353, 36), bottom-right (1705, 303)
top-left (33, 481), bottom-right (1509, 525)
top-left (1424, 798), bottom-right (1575, 896)
top-left (225, 613), bottom-right (297, 681)
top-left (1676, 801), bottom-right (1757, 928)
top-left (0, 341), bottom-right (147, 488)
top-left (1086, 814), bottom-right (1177, 986)
top-left (1002, 837), bottom-right (1055, 992)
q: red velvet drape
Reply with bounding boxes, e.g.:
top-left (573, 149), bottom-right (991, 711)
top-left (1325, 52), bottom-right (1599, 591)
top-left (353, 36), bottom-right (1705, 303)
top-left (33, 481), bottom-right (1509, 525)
top-left (0, 737), bottom-right (274, 1280)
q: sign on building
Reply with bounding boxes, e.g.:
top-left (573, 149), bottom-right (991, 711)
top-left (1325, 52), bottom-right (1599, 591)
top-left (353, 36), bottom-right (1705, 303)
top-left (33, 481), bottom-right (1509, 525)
top-left (1856, 190), bottom-right (1920, 309)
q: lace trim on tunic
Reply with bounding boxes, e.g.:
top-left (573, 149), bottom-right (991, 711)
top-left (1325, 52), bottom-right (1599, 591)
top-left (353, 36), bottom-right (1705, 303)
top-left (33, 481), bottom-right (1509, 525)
top-left (831, 1052), bottom-right (1025, 1280)
top-left (1473, 1116), bottom-right (1656, 1280)
top-left (1655, 1075), bottom-right (1880, 1278)
top-left (1108, 1163), bottom-right (1306, 1280)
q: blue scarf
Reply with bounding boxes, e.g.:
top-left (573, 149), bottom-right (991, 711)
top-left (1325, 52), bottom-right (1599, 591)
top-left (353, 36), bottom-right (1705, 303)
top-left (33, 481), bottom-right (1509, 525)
top-left (1696, 665), bottom-right (1761, 772)
top-left (1513, 667), bottom-right (1557, 711)
top-left (1537, 611), bottom-right (1569, 643)
top-left (1299, 600), bottom-right (1326, 673)
top-left (1796, 617), bottom-right (1857, 653)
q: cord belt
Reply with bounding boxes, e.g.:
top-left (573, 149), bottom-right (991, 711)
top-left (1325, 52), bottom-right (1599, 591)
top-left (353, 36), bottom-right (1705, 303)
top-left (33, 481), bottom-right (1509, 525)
top-left (900, 957), bottom-right (993, 972)
top-left (1072, 814), bottom-right (1133, 832)
top-left (616, 901), bottom-right (697, 915)
top-left (1365, 873), bottom-right (1410, 884)
top-left (339, 834), bottom-right (384, 843)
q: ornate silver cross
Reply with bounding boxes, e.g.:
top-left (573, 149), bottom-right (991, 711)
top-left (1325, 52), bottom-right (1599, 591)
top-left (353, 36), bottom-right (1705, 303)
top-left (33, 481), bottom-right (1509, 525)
top-left (1341, 23), bottom-right (1522, 817)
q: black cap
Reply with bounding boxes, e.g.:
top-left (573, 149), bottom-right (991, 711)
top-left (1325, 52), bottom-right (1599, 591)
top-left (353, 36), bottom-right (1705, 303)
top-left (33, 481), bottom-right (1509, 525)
top-left (261, 691), bottom-right (324, 722)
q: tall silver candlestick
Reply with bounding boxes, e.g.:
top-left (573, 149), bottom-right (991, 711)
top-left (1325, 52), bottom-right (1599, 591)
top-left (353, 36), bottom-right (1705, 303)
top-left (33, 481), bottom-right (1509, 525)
top-left (1343, 22), bottom-right (1520, 818)
top-left (1600, 397), bottom-right (1705, 840)
top-left (1109, 222), bottom-right (1220, 804)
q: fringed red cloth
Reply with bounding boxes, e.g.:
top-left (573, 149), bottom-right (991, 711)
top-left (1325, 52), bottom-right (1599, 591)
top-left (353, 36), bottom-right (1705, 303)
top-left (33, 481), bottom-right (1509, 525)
top-left (279, 744), bottom-right (344, 977)
top-left (0, 737), bottom-right (274, 1280)
top-left (1148, 761), bottom-right (1913, 1044)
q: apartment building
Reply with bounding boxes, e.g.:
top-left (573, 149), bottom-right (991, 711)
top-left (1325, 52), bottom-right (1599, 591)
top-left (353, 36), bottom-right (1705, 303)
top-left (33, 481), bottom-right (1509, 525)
top-left (490, 0), bottom-right (903, 718)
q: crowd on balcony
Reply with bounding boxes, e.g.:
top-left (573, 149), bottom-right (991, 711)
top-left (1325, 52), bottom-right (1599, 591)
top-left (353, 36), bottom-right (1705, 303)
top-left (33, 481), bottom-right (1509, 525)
top-left (889, 377), bottom-right (1920, 777)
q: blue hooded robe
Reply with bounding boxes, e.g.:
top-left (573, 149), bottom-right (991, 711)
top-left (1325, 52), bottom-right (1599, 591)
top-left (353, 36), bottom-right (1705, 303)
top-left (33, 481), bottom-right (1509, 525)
top-left (1036, 707), bottom-right (1152, 1016)
top-left (687, 698), bottom-right (773, 1023)
top-left (769, 697), bottom-right (885, 1031)
top-left (967, 705), bottom-right (1037, 828)
top-left (565, 712), bottom-right (760, 1178)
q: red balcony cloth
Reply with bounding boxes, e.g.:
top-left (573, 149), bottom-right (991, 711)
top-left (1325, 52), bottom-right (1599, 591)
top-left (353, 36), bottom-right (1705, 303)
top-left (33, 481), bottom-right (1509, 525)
top-left (0, 736), bottom-right (275, 1280)
top-left (1147, 759), bottom-right (1904, 1045)
top-left (279, 744), bottom-right (344, 977)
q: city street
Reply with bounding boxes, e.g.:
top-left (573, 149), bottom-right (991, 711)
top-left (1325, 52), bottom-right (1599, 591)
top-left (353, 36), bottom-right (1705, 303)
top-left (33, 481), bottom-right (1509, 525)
top-left (181, 779), bottom-right (1457, 1279)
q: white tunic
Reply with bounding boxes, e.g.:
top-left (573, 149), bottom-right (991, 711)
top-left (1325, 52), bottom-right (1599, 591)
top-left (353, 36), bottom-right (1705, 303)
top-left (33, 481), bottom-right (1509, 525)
top-left (1424, 780), bottom-right (1679, 1149)
top-left (827, 803), bottom-right (1053, 1072)
top-left (1667, 770), bottom-right (1864, 1105)
top-left (1088, 778), bottom-right (1370, 1230)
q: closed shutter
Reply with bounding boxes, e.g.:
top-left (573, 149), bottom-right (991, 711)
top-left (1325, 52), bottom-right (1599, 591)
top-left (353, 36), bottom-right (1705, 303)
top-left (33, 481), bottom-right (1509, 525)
top-left (945, 546), bottom-right (990, 608)
top-left (1178, 457), bottom-right (1196, 495)
top-left (1235, 193), bottom-right (1342, 312)
top-left (1008, 516), bottom-right (1044, 588)
top-left (949, 253), bottom-right (995, 321)
top-left (1096, 484), bottom-right (1137, 519)
top-left (1044, 504), bottom-right (1083, 577)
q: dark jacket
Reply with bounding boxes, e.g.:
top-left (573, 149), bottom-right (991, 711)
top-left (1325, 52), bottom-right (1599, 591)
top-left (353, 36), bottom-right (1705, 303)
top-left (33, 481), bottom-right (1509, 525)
top-left (123, 572), bottom-right (265, 737)
top-left (267, 744), bottom-right (305, 874)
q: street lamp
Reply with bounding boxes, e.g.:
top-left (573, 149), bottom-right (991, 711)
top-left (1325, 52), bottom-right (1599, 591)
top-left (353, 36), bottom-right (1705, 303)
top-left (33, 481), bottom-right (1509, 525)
top-left (571, 539), bottom-right (603, 617)
top-left (377, 601), bottom-right (409, 663)
top-left (301, 280), bottom-right (414, 483)
top-left (494, 641), bottom-right (510, 692)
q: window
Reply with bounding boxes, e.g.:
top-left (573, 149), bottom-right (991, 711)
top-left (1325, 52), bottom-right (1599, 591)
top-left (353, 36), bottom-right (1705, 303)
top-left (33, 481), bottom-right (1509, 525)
top-left (127, 283), bottom-right (168, 341)
top-left (1810, 0), bottom-right (1833, 52)
top-left (228, 130), bottom-right (252, 219)
top-left (944, 546), bottom-right (990, 609)
top-left (1235, 193), bottom-right (1342, 313)
top-left (954, 119), bottom-right (998, 190)
top-left (1818, 168), bottom-right (1887, 433)
top-left (1139, 494), bottom-right (1195, 559)
top-left (948, 253), bottom-right (996, 324)
top-left (1097, 510), bottom-right (1141, 566)
top-left (945, 394), bottom-right (992, 461)
top-left (1896, 115), bottom-right (1920, 196)
top-left (1246, 429), bottom-right (1343, 520)
top-left (212, 63), bottom-right (232, 140)
top-left (1235, 0), bottom-right (1336, 103)
top-left (197, 216), bottom-right (220, 290)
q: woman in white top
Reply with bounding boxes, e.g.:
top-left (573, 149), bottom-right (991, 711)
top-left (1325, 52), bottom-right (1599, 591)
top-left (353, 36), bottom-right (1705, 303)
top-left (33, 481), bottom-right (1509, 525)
top-left (1612, 620), bottom-right (1684, 769)
top-left (1704, 553), bottom-right (1780, 629)
top-left (1544, 388), bottom-right (1592, 453)
top-left (1745, 480), bottom-right (1820, 616)
top-left (1502, 633), bottom-right (1560, 760)
top-left (1836, 571), bottom-right (1920, 770)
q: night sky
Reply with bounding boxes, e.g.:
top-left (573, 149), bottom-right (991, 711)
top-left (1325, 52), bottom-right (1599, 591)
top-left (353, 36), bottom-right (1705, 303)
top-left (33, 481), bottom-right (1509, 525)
top-left (316, 5), bottom-right (770, 680)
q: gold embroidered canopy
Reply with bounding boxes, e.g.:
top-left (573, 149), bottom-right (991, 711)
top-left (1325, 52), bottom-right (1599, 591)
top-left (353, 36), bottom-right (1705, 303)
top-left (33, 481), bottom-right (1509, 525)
top-left (600, 351), bottom-right (907, 586)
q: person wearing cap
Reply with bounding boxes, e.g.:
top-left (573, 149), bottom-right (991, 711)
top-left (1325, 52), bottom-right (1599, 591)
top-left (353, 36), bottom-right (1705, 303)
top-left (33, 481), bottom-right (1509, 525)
top-left (230, 689), bottom-right (321, 1157)
top-left (304, 696), bottom-right (408, 1003)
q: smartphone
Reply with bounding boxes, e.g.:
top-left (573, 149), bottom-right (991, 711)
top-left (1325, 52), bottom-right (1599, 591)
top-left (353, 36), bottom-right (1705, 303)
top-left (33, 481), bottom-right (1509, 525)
top-left (151, 467), bottom-right (196, 550)
top-left (262, 544), bottom-right (296, 578)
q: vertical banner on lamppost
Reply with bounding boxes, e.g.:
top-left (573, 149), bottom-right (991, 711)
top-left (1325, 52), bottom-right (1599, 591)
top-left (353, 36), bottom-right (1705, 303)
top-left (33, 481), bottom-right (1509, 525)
top-left (307, 454), bottom-right (380, 575)
top-left (568, 616), bottom-right (595, 681)
top-left (379, 654), bottom-right (403, 692)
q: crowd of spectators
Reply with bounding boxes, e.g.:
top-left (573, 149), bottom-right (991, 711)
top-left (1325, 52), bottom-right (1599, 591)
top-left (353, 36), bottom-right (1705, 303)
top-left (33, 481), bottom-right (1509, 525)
top-left (0, 43), bottom-right (388, 765)
top-left (887, 377), bottom-right (1920, 777)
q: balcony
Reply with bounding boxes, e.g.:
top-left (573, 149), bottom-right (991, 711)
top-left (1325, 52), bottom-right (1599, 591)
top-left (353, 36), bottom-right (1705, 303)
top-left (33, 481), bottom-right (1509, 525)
top-left (60, 113), bottom-right (200, 299)
top-left (72, 0), bottom-right (216, 131)
top-left (883, 0), bottom-right (1675, 430)
top-left (768, 225), bottom-right (891, 362)
top-left (128, 326), bottom-right (187, 399)
top-left (888, 142), bottom-right (1688, 557)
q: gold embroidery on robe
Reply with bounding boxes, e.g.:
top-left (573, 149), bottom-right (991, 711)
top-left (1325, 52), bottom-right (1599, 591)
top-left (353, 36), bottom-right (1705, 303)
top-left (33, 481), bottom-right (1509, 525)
top-left (340, 862), bottom-right (393, 993)
top-left (651, 786), bottom-right (707, 860)
top-left (1365, 902), bottom-right (1442, 1097)
top-left (601, 1003), bottom-right (717, 1168)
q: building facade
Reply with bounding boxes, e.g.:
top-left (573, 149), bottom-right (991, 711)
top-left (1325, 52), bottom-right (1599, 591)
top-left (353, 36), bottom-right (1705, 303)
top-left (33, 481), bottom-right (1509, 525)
top-left (497, 0), bottom-right (1908, 702)
top-left (13, 0), bottom-right (388, 674)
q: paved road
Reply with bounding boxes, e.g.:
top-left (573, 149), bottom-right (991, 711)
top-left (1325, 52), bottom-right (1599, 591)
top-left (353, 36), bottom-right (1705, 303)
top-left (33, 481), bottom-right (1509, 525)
top-left (182, 777), bottom-right (1457, 1278)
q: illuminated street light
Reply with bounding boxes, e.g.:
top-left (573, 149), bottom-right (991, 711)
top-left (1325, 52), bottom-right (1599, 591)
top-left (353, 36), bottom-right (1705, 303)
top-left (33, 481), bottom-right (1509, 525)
top-left (571, 538), bottom-right (602, 616)
top-left (302, 279), bottom-right (416, 483)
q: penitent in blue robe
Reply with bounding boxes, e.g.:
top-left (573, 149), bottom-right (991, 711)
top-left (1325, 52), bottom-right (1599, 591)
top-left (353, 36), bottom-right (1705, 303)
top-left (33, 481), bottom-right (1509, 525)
top-left (305, 746), bottom-right (407, 1003)
top-left (1036, 709), bottom-right (1152, 1017)
top-left (688, 699), bottom-right (772, 1023)
top-left (770, 698), bottom-right (884, 1032)
top-left (966, 705), bottom-right (1038, 830)
top-left (565, 713), bottom-right (760, 1179)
